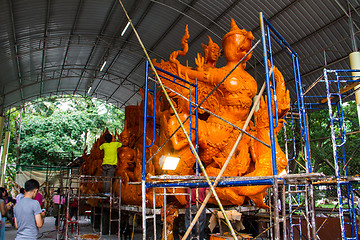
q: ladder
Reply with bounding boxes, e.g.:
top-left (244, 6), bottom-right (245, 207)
top-left (57, 174), bottom-right (122, 239)
top-left (108, 178), bottom-right (122, 239)
top-left (287, 184), bottom-right (317, 240)
top-left (284, 105), bottom-right (297, 169)
top-left (324, 69), bottom-right (358, 240)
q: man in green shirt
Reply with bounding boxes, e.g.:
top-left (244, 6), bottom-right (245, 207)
top-left (99, 133), bottom-right (122, 195)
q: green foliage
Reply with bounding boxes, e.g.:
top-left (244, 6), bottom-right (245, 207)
top-left (309, 101), bottom-right (360, 175)
top-left (6, 96), bottom-right (125, 166)
top-left (280, 100), bottom-right (360, 175)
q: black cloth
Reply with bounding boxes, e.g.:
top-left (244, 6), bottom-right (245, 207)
top-left (185, 205), bottom-right (206, 240)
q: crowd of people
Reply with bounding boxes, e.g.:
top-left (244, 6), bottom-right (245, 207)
top-left (0, 179), bottom-right (69, 240)
top-left (0, 179), bottom-right (46, 240)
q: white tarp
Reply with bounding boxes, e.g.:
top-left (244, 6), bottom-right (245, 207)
top-left (15, 169), bottom-right (72, 189)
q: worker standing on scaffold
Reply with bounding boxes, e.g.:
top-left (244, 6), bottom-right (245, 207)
top-left (99, 133), bottom-right (122, 196)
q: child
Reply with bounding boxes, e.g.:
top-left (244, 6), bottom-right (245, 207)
top-left (99, 133), bottom-right (122, 195)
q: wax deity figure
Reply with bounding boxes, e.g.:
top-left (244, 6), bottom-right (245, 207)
top-left (80, 18), bottom-right (290, 209)
top-left (152, 18), bottom-right (290, 208)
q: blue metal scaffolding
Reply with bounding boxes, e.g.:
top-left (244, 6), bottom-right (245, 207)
top-left (260, 12), bottom-right (318, 240)
top-left (322, 69), bottom-right (359, 239)
top-left (287, 68), bottom-right (360, 239)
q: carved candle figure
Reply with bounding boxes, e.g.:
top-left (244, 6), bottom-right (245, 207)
top-left (81, 19), bottom-right (290, 214)
top-left (153, 18), bottom-right (290, 208)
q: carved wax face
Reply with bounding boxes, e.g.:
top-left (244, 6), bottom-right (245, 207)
top-left (120, 133), bottom-right (130, 146)
top-left (223, 32), bottom-right (252, 62)
top-left (240, 31), bottom-right (253, 58)
top-left (222, 19), bottom-right (254, 63)
top-left (209, 44), bottom-right (221, 62)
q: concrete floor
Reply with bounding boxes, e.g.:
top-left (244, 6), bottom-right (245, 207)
top-left (5, 217), bottom-right (58, 239)
top-left (3, 216), bottom-right (140, 240)
top-left (3, 216), bottom-right (262, 240)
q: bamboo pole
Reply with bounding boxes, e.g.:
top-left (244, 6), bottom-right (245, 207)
top-left (0, 131), bottom-right (10, 187)
top-left (182, 68), bottom-right (272, 240)
top-left (117, 1), bottom-right (240, 239)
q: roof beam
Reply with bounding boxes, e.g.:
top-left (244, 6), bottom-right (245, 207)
top-left (8, 0), bottom-right (24, 103)
top-left (281, 29), bottom-right (360, 72)
top-left (40, 0), bottom-right (51, 97)
top-left (252, 5), bottom-right (360, 73)
top-left (3, 34), bottom-right (142, 63)
top-left (7, 90), bottom-right (128, 111)
top-left (250, 0), bottom-right (301, 35)
top-left (73, 0), bottom-right (118, 95)
top-left (247, 3), bottom-right (360, 83)
top-left (280, 5), bottom-right (360, 55)
top-left (3, 74), bottom-right (140, 100)
top-left (120, 86), bottom-right (142, 108)
top-left (8, 65), bottom-right (142, 89)
top-left (56, 0), bottom-right (83, 93)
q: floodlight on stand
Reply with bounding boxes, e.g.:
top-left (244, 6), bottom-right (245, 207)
top-left (159, 155), bottom-right (180, 171)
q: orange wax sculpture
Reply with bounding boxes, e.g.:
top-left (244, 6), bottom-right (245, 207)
top-left (80, 18), bottom-right (290, 209)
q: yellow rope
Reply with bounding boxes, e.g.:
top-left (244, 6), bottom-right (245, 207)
top-left (131, 214), bottom-right (136, 240)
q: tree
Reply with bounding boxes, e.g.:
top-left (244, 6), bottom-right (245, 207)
top-left (279, 100), bottom-right (360, 175)
top-left (5, 96), bottom-right (125, 166)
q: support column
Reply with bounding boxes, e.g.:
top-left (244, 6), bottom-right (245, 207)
top-left (349, 52), bottom-right (360, 126)
top-left (0, 117), bottom-right (4, 187)
top-left (0, 116), bottom-right (4, 146)
top-left (0, 131), bottom-right (10, 187)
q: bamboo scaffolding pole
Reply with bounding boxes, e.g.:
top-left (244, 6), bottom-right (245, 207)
top-left (182, 68), bottom-right (272, 240)
top-left (117, 1), bottom-right (240, 239)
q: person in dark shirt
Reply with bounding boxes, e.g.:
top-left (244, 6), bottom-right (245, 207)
top-left (185, 163), bottom-right (209, 240)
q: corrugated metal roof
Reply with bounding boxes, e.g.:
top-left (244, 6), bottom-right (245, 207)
top-left (1, 0), bottom-right (360, 112)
